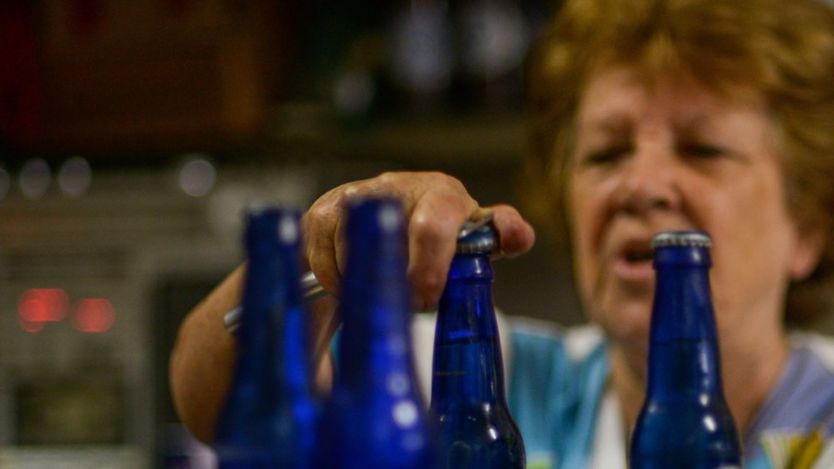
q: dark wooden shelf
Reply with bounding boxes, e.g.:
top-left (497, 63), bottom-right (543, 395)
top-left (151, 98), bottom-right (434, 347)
top-left (267, 103), bottom-right (527, 167)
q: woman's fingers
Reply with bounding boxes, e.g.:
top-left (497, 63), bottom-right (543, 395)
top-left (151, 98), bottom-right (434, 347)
top-left (407, 174), bottom-right (480, 309)
top-left (489, 204), bottom-right (536, 258)
top-left (303, 183), bottom-right (350, 295)
top-left (302, 172), bottom-right (535, 309)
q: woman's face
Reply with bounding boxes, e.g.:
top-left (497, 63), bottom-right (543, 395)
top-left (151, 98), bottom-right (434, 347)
top-left (567, 67), bottom-right (821, 349)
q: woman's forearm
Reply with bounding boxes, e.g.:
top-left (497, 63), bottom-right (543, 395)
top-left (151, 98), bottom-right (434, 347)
top-left (169, 265), bottom-right (337, 444)
top-left (169, 266), bottom-right (244, 443)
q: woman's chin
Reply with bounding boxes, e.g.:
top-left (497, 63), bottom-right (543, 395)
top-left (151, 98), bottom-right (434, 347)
top-left (590, 300), bottom-right (652, 348)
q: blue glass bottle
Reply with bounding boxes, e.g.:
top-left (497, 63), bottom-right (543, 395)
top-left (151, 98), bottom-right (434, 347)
top-left (214, 207), bottom-right (318, 468)
top-left (630, 231), bottom-right (741, 468)
top-left (430, 225), bottom-right (525, 468)
top-left (316, 197), bottom-right (437, 469)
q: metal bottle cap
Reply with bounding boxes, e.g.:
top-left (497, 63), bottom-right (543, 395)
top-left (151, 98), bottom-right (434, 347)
top-left (457, 225), bottom-right (497, 254)
top-left (651, 231), bottom-right (712, 249)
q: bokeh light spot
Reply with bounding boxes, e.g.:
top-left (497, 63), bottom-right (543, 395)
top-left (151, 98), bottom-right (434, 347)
top-left (73, 298), bottom-right (116, 333)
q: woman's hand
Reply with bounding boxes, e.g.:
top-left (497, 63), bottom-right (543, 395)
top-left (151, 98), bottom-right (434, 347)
top-left (303, 171), bottom-right (536, 310)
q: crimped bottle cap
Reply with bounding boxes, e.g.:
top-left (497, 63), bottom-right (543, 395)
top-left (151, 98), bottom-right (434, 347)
top-left (457, 224), bottom-right (497, 254)
top-left (651, 231), bottom-right (712, 249)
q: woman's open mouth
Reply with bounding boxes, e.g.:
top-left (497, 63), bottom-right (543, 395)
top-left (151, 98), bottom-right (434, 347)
top-left (612, 241), bottom-right (655, 282)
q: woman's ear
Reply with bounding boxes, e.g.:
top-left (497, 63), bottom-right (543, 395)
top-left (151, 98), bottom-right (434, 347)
top-left (790, 224), bottom-right (827, 281)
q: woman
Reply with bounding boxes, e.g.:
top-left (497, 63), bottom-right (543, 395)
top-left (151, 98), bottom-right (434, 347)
top-left (170, 0), bottom-right (834, 466)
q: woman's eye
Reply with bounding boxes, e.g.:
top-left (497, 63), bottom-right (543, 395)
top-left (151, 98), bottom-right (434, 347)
top-left (679, 143), bottom-right (725, 159)
top-left (583, 146), bottom-right (631, 166)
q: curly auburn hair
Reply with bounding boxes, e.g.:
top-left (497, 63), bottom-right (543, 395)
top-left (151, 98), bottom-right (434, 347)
top-left (521, 0), bottom-right (834, 326)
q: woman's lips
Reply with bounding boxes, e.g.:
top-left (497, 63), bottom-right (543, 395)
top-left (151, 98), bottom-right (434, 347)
top-left (611, 240), bottom-right (655, 283)
top-left (612, 254), bottom-right (655, 282)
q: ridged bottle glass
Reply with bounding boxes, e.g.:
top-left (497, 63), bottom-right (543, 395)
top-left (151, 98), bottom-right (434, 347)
top-left (430, 225), bottom-right (525, 468)
top-left (630, 231), bottom-right (741, 468)
top-left (214, 207), bottom-right (318, 468)
top-left (316, 197), bottom-right (436, 469)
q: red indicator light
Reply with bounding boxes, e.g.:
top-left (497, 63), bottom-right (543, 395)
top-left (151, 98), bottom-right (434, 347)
top-left (17, 288), bottom-right (69, 332)
top-left (18, 297), bottom-right (49, 323)
top-left (73, 298), bottom-right (115, 333)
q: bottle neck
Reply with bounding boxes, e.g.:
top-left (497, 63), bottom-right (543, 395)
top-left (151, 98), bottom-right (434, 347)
top-left (272, 288), bottom-right (313, 397)
top-left (431, 254), bottom-right (506, 406)
top-left (237, 241), bottom-right (312, 397)
top-left (647, 263), bottom-right (723, 395)
top-left (338, 226), bottom-right (415, 385)
top-left (437, 254), bottom-right (499, 338)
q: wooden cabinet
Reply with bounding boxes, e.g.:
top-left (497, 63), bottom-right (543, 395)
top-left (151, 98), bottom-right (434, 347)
top-left (37, 1), bottom-right (283, 153)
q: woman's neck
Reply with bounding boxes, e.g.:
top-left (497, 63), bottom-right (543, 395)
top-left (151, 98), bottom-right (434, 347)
top-left (610, 324), bottom-right (790, 439)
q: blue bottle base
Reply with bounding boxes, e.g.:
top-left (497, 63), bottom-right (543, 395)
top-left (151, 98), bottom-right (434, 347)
top-left (432, 338), bottom-right (525, 469)
top-left (434, 413), bottom-right (525, 469)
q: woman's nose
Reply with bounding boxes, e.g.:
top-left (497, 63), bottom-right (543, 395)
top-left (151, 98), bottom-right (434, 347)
top-left (613, 145), bottom-right (681, 216)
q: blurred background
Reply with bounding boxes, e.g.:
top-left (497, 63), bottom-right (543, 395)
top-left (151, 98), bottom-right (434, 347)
top-left (0, 0), bottom-right (583, 467)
